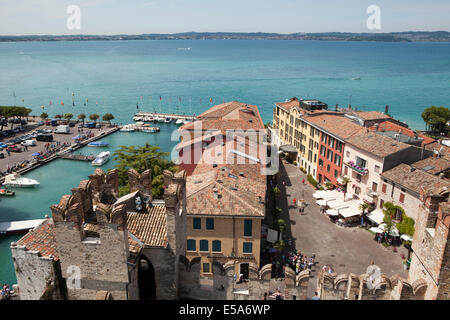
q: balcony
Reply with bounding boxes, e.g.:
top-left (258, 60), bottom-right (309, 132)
top-left (345, 161), bottom-right (369, 176)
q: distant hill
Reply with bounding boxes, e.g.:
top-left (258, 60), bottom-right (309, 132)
top-left (1, 31), bottom-right (449, 42)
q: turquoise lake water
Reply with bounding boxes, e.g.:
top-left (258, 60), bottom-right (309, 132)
top-left (1, 40), bottom-right (450, 285)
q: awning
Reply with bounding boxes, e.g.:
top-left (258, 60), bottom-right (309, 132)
top-left (367, 209), bottom-right (384, 225)
top-left (363, 193), bottom-right (376, 203)
top-left (326, 199), bottom-right (347, 209)
top-left (339, 206), bottom-right (361, 218)
top-left (279, 144), bottom-right (297, 153)
top-left (326, 209), bottom-right (339, 216)
top-left (316, 199), bottom-right (327, 206)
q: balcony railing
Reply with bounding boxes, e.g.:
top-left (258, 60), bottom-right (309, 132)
top-left (345, 161), bottom-right (369, 175)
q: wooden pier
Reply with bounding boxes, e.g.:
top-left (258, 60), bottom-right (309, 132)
top-left (0, 219), bottom-right (46, 235)
top-left (134, 112), bottom-right (197, 121)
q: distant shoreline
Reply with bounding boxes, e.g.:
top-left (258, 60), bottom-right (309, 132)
top-left (1, 31), bottom-right (450, 43)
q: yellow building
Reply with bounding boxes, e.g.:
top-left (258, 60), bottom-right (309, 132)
top-left (179, 101), bottom-right (267, 278)
top-left (273, 98), bottom-right (326, 177)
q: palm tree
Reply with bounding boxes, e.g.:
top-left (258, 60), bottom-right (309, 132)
top-left (341, 177), bottom-right (351, 200)
top-left (359, 203), bottom-right (370, 227)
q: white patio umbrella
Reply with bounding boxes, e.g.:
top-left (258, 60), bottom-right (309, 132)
top-left (369, 227), bottom-right (384, 233)
top-left (400, 234), bottom-right (413, 241)
top-left (313, 192), bottom-right (323, 199)
top-left (316, 199), bottom-right (327, 206)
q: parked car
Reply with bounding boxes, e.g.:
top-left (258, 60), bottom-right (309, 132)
top-left (6, 145), bottom-right (22, 153)
top-left (36, 133), bottom-right (53, 142)
top-left (0, 152), bottom-right (4, 159)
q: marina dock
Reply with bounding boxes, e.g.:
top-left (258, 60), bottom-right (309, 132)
top-left (134, 112), bottom-right (197, 121)
top-left (59, 153), bottom-right (95, 162)
top-left (0, 219), bottom-right (45, 235)
top-left (0, 126), bottom-right (119, 185)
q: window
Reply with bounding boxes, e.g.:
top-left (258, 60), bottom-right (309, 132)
top-left (203, 263), bottom-right (210, 273)
top-left (322, 134), bottom-right (327, 143)
top-left (187, 239), bottom-right (196, 251)
top-left (327, 164), bottom-right (330, 172)
top-left (346, 151), bottom-right (350, 158)
top-left (193, 218), bottom-right (201, 230)
top-left (334, 170), bottom-right (338, 178)
top-left (382, 184), bottom-right (387, 193)
top-left (243, 242), bottom-right (253, 253)
top-left (380, 199), bottom-right (384, 209)
top-left (320, 146), bottom-right (326, 156)
top-left (356, 157), bottom-right (367, 169)
top-left (372, 182), bottom-right (378, 192)
top-left (335, 141), bottom-right (343, 153)
top-left (199, 240), bottom-right (209, 252)
top-left (334, 154), bottom-right (341, 167)
top-left (314, 154), bottom-right (317, 163)
top-left (244, 219), bottom-right (252, 237)
top-left (399, 193), bottom-right (405, 203)
top-left (212, 240), bottom-right (221, 252)
top-left (375, 165), bottom-right (380, 173)
top-left (328, 137), bottom-right (334, 148)
top-left (327, 149), bottom-right (333, 161)
top-left (319, 159), bottom-right (323, 167)
top-left (206, 218), bottom-right (214, 230)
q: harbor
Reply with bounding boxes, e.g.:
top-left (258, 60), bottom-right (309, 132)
top-left (133, 112), bottom-right (197, 122)
top-left (0, 122), bottom-right (119, 184)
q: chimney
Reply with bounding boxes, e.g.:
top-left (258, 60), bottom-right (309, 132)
top-left (385, 105), bottom-right (389, 114)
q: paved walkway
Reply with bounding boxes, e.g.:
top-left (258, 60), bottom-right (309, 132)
top-left (276, 161), bottom-right (408, 290)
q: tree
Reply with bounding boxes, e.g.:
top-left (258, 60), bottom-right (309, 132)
top-left (273, 186), bottom-right (281, 197)
top-left (40, 112), bottom-right (48, 120)
top-left (421, 106), bottom-right (450, 134)
top-left (359, 202), bottom-right (370, 226)
top-left (78, 113), bottom-right (86, 124)
top-left (113, 144), bottom-right (178, 199)
top-left (397, 215), bottom-right (415, 236)
top-left (54, 114), bottom-right (63, 120)
top-left (102, 113), bottom-right (114, 125)
top-left (0, 106), bottom-right (31, 131)
top-left (63, 113), bottom-right (74, 121)
top-left (89, 114), bottom-right (99, 123)
top-left (341, 177), bottom-right (351, 200)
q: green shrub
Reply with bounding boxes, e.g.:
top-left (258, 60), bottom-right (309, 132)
top-left (293, 161), bottom-right (298, 166)
top-left (307, 174), bottom-right (318, 188)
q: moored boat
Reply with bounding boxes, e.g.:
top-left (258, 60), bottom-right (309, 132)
top-left (164, 117), bottom-right (172, 123)
top-left (142, 127), bottom-right (160, 133)
top-left (3, 173), bottom-right (40, 188)
top-left (88, 141), bottom-right (109, 147)
top-left (175, 119), bottom-right (184, 125)
top-left (120, 125), bottom-right (135, 132)
top-left (0, 188), bottom-right (15, 196)
top-left (91, 151), bottom-right (111, 166)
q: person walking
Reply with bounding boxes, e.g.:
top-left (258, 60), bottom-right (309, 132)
top-left (311, 292), bottom-right (320, 300)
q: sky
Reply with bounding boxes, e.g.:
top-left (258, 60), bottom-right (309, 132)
top-left (0, 0), bottom-right (449, 35)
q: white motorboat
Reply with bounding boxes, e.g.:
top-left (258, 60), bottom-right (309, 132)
top-left (120, 125), bottom-right (135, 132)
top-left (142, 127), bottom-right (160, 133)
top-left (164, 117), bottom-right (172, 123)
top-left (3, 173), bottom-right (40, 188)
top-left (183, 119), bottom-right (192, 125)
top-left (92, 151), bottom-right (111, 166)
top-left (156, 117), bottom-right (165, 123)
top-left (133, 116), bottom-right (143, 121)
top-left (143, 116), bottom-right (154, 122)
top-left (175, 119), bottom-right (184, 125)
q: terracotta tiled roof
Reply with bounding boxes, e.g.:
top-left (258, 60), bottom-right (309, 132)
top-left (180, 101), bottom-right (265, 133)
top-left (369, 121), bottom-right (435, 146)
top-left (276, 99), bottom-right (300, 110)
top-left (127, 205), bottom-right (167, 247)
top-left (304, 114), bottom-right (366, 140)
top-left (424, 142), bottom-right (450, 161)
top-left (355, 111), bottom-right (391, 120)
top-left (381, 163), bottom-right (450, 195)
top-left (411, 157), bottom-right (450, 175)
top-left (128, 234), bottom-right (144, 255)
top-left (346, 132), bottom-right (411, 158)
top-left (186, 162), bottom-right (266, 217)
top-left (15, 218), bottom-right (58, 260)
